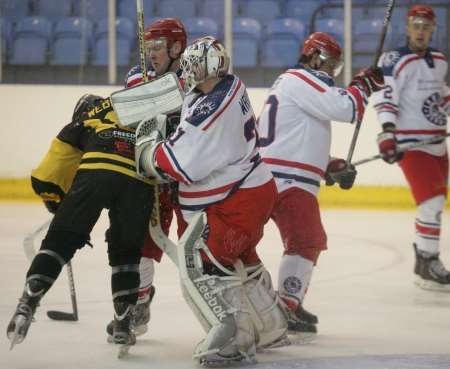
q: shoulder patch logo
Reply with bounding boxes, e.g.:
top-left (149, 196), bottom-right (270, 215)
top-left (194, 100), bottom-right (216, 117)
top-left (382, 51), bottom-right (400, 68)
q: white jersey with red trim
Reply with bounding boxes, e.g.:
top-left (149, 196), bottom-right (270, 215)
top-left (258, 65), bottom-right (367, 196)
top-left (124, 64), bottom-right (157, 87)
top-left (153, 74), bottom-right (273, 220)
top-left (372, 46), bottom-right (450, 156)
top-left (124, 64), bottom-right (183, 88)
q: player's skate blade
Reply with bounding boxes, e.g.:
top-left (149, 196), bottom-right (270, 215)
top-left (114, 333), bottom-right (136, 359)
top-left (7, 315), bottom-right (29, 350)
top-left (197, 352), bottom-right (256, 367)
top-left (414, 277), bottom-right (450, 292)
top-left (286, 321), bottom-right (317, 345)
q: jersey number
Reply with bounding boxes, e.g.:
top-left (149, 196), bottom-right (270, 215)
top-left (383, 85), bottom-right (393, 100)
top-left (244, 116), bottom-right (258, 142)
top-left (258, 95), bottom-right (278, 147)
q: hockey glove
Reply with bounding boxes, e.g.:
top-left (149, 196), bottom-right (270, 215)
top-left (349, 67), bottom-right (384, 97)
top-left (44, 200), bottom-right (59, 214)
top-left (377, 123), bottom-right (403, 164)
top-left (325, 158), bottom-right (357, 190)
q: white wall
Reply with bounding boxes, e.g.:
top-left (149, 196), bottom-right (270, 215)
top-left (0, 84), bottom-right (419, 185)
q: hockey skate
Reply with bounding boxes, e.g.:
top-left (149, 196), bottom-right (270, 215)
top-left (194, 342), bottom-right (257, 367)
top-left (414, 244), bottom-right (450, 292)
top-left (7, 280), bottom-right (45, 350)
top-left (280, 294), bottom-right (318, 344)
top-left (112, 302), bottom-right (136, 359)
top-left (107, 285), bottom-right (155, 341)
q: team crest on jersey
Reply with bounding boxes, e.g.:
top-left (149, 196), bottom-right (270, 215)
top-left (382, 51), bottom-right (400, 67)
top-left (193, 100), bottom-right (216, 117)
top-left (422, 92), bottom-right (447, 126)
top-left (283, 276), bottom-right (302, 294)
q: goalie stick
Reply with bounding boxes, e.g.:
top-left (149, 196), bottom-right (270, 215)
top-left (23, 219), bottom-right (79, 321)
top-left (346, 0), bottom-right (396, 163)
top-left (353, 132), bottom-right (450, 167)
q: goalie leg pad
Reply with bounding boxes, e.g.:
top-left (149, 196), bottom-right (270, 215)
top-left (177, 213), bottom-right (287, 364)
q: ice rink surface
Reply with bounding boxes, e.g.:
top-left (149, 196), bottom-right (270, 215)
top-left (1, 203), bottom-right (449, 369)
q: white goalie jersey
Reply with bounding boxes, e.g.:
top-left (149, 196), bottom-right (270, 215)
top-left (258, 66), bottom-right (367, 196)
top-left (372, 46), bottom-right (450, 156)
top-left (153, 75), bottom-right (272, 220)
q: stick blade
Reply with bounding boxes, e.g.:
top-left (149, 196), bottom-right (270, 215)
top-left (47, 310), bottom-right (78, 321)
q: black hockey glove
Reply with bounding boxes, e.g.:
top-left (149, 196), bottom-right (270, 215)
top-left (325, 158), bottom-right (357, 190)
top-left (44, 200), bottom-right (59, 214)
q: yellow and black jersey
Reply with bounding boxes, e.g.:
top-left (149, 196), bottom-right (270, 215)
top-left (31, 98), bottom-right (154, 204)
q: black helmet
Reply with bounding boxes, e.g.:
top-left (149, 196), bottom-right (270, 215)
top-left (72, 94), bottom-right (104, 122)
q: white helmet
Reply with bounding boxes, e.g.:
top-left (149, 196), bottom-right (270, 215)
top-left (180, 36), bottom-right (230, 93)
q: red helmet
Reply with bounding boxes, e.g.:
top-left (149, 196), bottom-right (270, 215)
top-left (144, 18), bottom-right (187, 51)
top-left (408, 5), bottom-right (436, 23)
top-left (301, 32), bottom-right (342, 60)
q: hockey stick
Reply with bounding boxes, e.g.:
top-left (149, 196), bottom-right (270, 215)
top-left (346, 0), bottom-right (396, 163)
top-left (46, 261), bottom-right (78, 321)
top-left (23, 219), bottom-right (79, 321)
top-left (353, 132), bottom-right (450, 166)
top-left (136, 0), bottom-right (161, 229)
top-left (23, 219), bottom-right (52, 262)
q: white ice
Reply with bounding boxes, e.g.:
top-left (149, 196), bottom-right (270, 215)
top-left (1, 203), bottom-right (450, 369)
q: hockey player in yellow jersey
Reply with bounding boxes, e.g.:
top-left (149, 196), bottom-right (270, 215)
top-left (8, 94), bottom-right (154, 355)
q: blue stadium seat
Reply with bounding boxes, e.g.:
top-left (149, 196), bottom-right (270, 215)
top-left (92, 38), bottom-right (132, 66)
top-left (415, 0), bottom-right (450, 3)
top-left (0, 0), bottom-right (30, 20)
top-left (320, 6), bottom-right (366, 21)
top-left (183, 17), bottom-right (219, 45)
top-left (232, 17), bottom-right (262, 67)
top-left (314, 18), bottom-right (344, 45)
top-left (198, 0), bottom-right (239, 26)
top-left (96, 17), bottom-right (135, 40)
top-left (234, 17), bottom-right (261, 40)
top-left (93, 18), bottom-right (134, 66)
top-left (73, 0), bottom-right (110, 20)
top-left (10, 16), bottom-right (52, 65)
top-left (51, 17), bottom-right (93, 65)
top-left (261, 18), bottom-right (305, 68)
top-left (352, 54), bottom-right (373, 70)
top-left (266, 18), bottom-right (305, 40)
top-left (36, 0), bottom-right (72, 19)
top-left (159, 0), bottom-right (197, 19)
top-left (118, 0), bottom-right (157, 22)
top-left (241, 0), bottom-right (281, 25)
top-left (261, 37), bottom-right (300, 67)
top-left (430, 24), bottom-right (448, 54)
top-left (1, 17), bottom-right (13, 49)
top-left (284, 0), bottom-right (328, 29)
top-left (353, 19), bottom-right (393, 54)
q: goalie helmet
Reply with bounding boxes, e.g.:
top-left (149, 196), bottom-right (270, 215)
top-left (72, 94), bottom-right (103, 122)
top-left (144, 18), bottom-right (187, 51)
top-left (301, 32), bottom-right (343, 77)
top-left (180, 36), bottom-right (230, 93)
